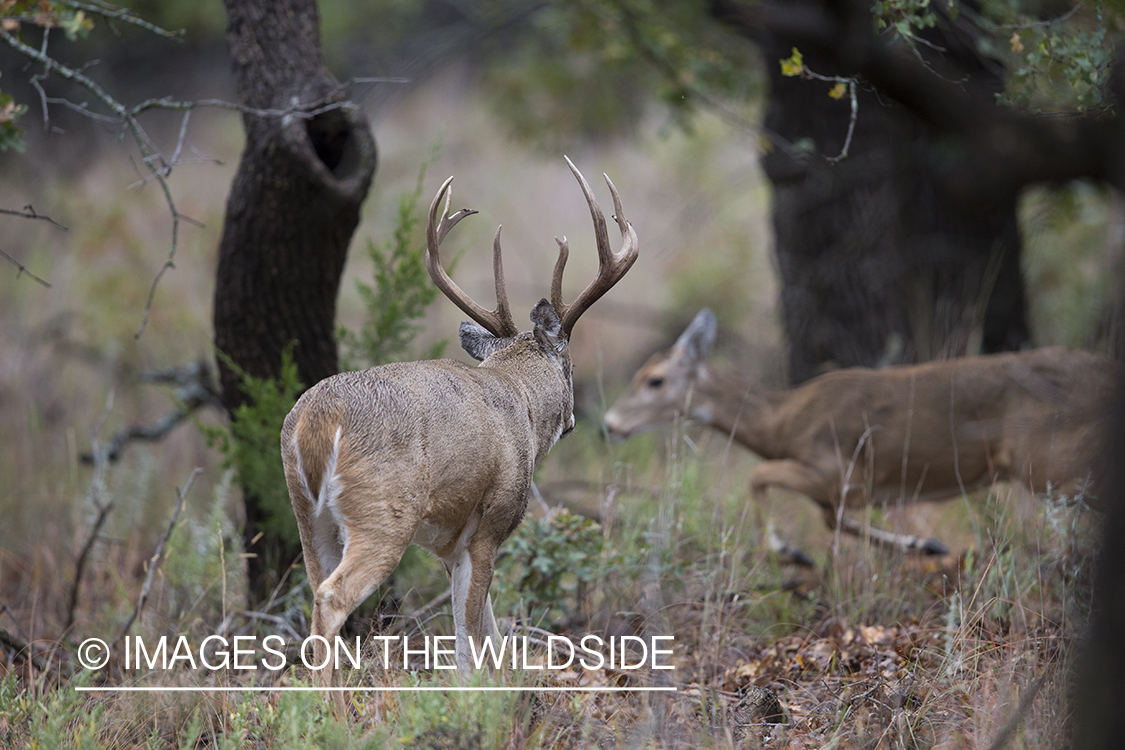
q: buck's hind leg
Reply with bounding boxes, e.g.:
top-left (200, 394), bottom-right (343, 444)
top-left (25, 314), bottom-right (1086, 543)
top-left (310, 512), bottom-right (415, 717)
top-left (445, 527), bottom-right (504, 676)
top-left (463, 534), bottom-right (501, 674)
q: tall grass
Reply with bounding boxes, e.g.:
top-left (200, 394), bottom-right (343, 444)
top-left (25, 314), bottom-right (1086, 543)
top-left (1, 66), bottom-right (1114, 748)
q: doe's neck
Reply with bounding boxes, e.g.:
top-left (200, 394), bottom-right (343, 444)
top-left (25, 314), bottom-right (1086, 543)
top-left (690, 365), bottom-right (780, 458)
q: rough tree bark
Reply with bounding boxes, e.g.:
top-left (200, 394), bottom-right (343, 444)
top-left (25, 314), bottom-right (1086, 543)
top-left (727, 1), bottom-right (1030, 383)
top-left (215, 0), bottom-right (377, 595)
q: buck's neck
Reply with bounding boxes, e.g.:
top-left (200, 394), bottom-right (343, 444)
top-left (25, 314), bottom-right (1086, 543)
top-left (691, 365), bottom-right (782, 458)
top-left (482, 351), bottom-right (572, 466)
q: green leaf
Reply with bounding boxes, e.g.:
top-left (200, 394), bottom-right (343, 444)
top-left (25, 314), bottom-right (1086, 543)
top-left (779, 47), bottom-right (803, 77)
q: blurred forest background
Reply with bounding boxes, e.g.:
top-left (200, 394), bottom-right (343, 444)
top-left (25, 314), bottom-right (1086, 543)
top-left (1, 0), bottom-right (1123, 747)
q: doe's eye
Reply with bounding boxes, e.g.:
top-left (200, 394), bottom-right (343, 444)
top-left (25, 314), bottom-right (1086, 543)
top-left (647, 377), bottom-right (664, 389)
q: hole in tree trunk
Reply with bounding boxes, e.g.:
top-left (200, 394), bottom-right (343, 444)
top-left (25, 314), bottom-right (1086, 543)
top-left (306, 109), bottom-right (358, 178)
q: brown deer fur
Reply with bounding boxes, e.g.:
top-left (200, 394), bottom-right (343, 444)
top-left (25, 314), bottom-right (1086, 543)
top-left (605, 309), bottom-right (1120, 555)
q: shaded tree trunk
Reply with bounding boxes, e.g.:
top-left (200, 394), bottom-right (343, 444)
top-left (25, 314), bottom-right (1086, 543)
top-left (215, 0), bottom-right (377, 596)
top-left (745, 2), bottom-right (1030, 383)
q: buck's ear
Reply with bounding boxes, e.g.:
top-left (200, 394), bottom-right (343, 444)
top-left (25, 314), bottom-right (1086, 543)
top-left (460, 321), bottom-right (516, 361)
top-left (673, 308), bottom-right (717, 366)
top-left (531, 299), bottom-right (565, 356)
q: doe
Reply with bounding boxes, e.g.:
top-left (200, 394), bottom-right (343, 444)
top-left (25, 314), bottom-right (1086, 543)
top-left (604, 309), bottom-right (1120, 560)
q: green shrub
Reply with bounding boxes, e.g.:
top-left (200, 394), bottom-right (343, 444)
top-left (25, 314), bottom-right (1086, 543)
top-left (204, 344), bottom-right (305, 551)
top-left (339, 155), bottom-right (448, 370)
top-left (497, 507), bottom-right (644, 627)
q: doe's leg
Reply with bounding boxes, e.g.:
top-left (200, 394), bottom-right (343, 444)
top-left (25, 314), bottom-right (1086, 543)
top-left (749, 459), bottom-right (829, 567)
top-left (834, 513), bottom-right (949, 555)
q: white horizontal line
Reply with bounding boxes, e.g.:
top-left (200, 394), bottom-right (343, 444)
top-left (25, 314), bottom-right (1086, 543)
top-left (76, 686), bottom-right (677, 693)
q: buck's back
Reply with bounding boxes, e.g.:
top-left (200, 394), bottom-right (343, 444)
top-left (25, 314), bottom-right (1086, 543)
top-left (282, 359), bottom-right (532, 503)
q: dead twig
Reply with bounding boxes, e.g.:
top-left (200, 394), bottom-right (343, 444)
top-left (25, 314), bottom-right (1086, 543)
top-left (0, 628), bottom-right (49, 672)
top-left (0, 248), bottom-right (51, 287)
top-left (63, 498), bottom-right (114, 634)
top-left (64, 404), bottom-right (117, 633)
top-left (80, 360), bottom-right (221, 464)
top-left (1, 204), bottom-right (66, 287)
top-left (0, 204), bottom-right (68, 230)
top-left (111, 467), bottom-right (202, 649)
top-left (986, 674), bottom-right (1047, 750)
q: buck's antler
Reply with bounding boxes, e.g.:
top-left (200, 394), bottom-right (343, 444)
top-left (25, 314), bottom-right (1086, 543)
top-left (426, 176), bottom-right (519, 338)
top-left (551, 155), bottom-right (639, 337)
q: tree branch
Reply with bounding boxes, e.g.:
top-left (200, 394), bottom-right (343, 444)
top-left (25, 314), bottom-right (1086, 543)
top-left (80, 360), bottom-right (222, 464)
top-left (0, 204), bottom-right (67, 229)
top-left (0, 248), bottom-right (50, 287)
top-left (61, 390), bottom-right (116, 639)
top-left (1, 204), bottom-right (66, 286)
top-left (1, 21), bottom-right (406, 337)
top-left (111, 467), bottom-right (201, 649)
top-left (62, 0), bottom-right (185, 41)
top-left (711, 0), bottom-right (1125, 201)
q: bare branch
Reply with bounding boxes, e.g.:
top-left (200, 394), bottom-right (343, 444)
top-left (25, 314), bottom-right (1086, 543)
top-left (60, 391), bottom-right (117, 636)
top-left (0, 204), bottom-right (68, 229)
top-left (111, 467), bottom-right (202, 649)
top-left (0, 248), bottom-right (51, 287)
top-left (81, 360), bottom-right (221, 464)
top-left (0, 205), bottom-right (58, 281)
top-left (0, 25), bottom-right (189, 334)
top-left (168, 108), bottom-right (190, 166)
top-left (62, 1), bottom-right (185, 41)
top-left (794, 66), bottom-right (860, 163)
top-left (127, 77), bottom-right (409, 122)
top-left (64, 497), bottom-right (114, 634)
top-left (0, 627), bottom-right (49, 672)
top-left (827, 78), bottom-right (858, 163)
top-left (44, 95), bottom-right (121, 123)
top-left (0, 26), bottom-right (126, 120)
top-left (134, 260), bottom-right (174, 338)
top-left (1, 20), bottom-right (407, 336)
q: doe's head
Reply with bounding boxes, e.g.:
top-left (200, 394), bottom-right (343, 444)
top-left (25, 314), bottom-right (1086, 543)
top-left (603, 308), bottom-right (717, 440)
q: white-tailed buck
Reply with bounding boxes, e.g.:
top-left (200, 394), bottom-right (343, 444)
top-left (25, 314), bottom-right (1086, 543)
top-left (604, 309), bottom-right (1120, 558)
top-left (281, 157), bottom-right (637, 710)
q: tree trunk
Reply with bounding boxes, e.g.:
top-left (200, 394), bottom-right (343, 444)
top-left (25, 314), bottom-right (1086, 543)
top-left (755, 5), bottom-right (1029, 383)
top-left (215, 0), bottom-right (377, 596)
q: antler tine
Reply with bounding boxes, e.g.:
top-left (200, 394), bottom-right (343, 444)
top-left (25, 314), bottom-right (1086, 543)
top-left (435, 178), bottom-right (475, 244)
top-left (491, 225), bottom-right (513, 334)
top-left (551, 235), bottom-right (569, 314)
top-left (426, 176), bottom-right (519, 338)
top-left (552, 156), bottom-right (639, 337)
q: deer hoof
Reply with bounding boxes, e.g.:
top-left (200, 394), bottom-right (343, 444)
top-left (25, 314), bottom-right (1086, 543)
top-left (920, 537), bottom-right (949, 556)
top-left (788, 548), bottom-right (817, 568)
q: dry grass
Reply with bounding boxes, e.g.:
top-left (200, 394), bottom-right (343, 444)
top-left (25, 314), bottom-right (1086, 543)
top-left (0, 65), bottom-right (1114, 748)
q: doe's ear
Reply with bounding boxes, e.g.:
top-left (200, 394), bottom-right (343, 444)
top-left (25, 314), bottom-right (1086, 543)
top-left (460, 321), bottom-right (516, 361)
top-left (530, 299), bottom-right (565, 356)
top-left (673, 308), bottom-right (717, 366)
